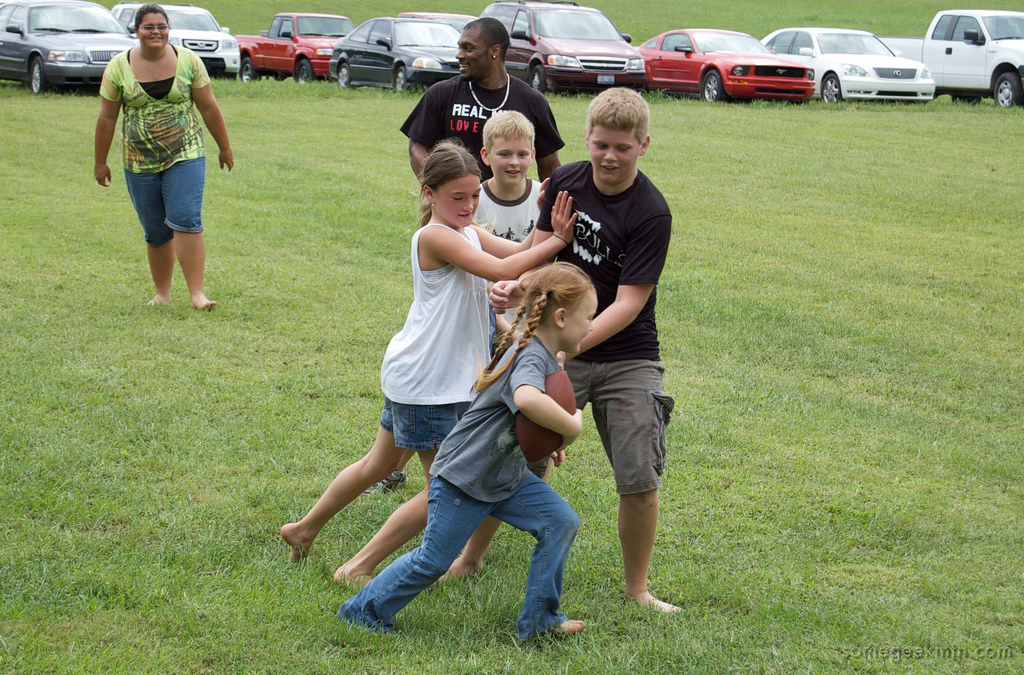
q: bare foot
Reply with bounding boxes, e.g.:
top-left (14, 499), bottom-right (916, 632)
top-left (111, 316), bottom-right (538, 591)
top-left (280, 523), bottom-right (314, 563)
top-left (554, 619), bottom-right (586, 635)
top-left (145, 294), bottom-right (170, 306)
top-left (191, 293), bottom-right (217, 310)
top-left (628, 591), bottom-right (681, 613)
top-left (440, 555), bottom-right (483, 581)
top-left (333, 563), bottom-right (372, 588)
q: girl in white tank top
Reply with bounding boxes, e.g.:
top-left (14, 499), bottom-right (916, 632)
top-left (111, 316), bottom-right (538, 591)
top-left (281, 141), bottom-right (575, 583)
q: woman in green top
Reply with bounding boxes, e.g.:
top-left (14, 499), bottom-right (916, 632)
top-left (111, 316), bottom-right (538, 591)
top-left (93, 3), bottom-right (233, 310)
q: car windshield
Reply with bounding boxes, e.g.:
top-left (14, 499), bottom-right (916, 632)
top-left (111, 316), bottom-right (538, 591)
top-left (694, 32), bottom-right (771, 54)
top-left (533, 10), bottom-right (621, 41)
top-left (394, 21), bottom-right (459, 47)
top-left (983, 15), bottom-right (1024, 40)
top-left (297, 16), bottom-right (354, 37)
top-left (30, 5), bottom-right (126, 34)
top-left (165, 10), bottom-right (219, 32)
top-left (817, 33), bottom-right (893, 56)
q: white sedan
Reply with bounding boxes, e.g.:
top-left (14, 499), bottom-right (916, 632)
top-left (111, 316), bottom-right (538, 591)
top-left (762, 27), bottom-right (935, 103)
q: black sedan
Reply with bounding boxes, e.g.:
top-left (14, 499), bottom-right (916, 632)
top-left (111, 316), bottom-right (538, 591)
top-left (329, 16), bottom-right (460, 91)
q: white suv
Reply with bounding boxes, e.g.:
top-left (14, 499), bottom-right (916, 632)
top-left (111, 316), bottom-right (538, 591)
top-left (110, 2), bottom-right (239, 76)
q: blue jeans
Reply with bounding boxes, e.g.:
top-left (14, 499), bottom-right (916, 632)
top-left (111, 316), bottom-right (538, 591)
top-left (124, 157), bottom-right (206, 247)
top-left (338, 474), bottom-right (579, 639)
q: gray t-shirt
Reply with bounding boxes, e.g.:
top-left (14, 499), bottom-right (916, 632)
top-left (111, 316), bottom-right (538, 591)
top-left (430, 338), bottom-right (557, 502)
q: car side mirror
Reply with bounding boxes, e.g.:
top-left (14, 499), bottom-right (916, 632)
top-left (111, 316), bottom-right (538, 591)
top-left (963, 28), bottom-right (985, 45)
top-left (621, 33), bottom-right (632, 44)
top-left (673, 44), bottom-right (693, 53)
top-left (280, 30), bottom-right (293, 39)
top-left (376, 37), bottom-right (392, 50)
top-left (221, 27), bottom-right (230, 34)
top-left (7, 24), bottom-right (23, 35)
top-left (511, 28), bottom-right (528, 40)
top-left (799, 47), bottom-right (814, 56)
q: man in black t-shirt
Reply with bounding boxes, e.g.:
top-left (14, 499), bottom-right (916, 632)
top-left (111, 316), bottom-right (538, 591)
top-left (401, 18), bottom-right (563, 181)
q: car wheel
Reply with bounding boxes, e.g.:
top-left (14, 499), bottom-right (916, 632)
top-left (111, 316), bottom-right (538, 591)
top-left (337, 62), bottom-right (351, 89)
top-left (29, 56), bottom-right (48, 94)
top-left (295, 59), bottom-right (314, 83)
top-left (529, 64), bottom-right (547, 93)
top-left (701, 69), bottom-right (727, 102)
top-left (821, 73), bottom-right (843, 103)
top-left (393, 65), bottom-right (407, 92)
top-left (994, 72), bottom-right (1023, 108)
top-left (240, 56), bottom-right (258, 82)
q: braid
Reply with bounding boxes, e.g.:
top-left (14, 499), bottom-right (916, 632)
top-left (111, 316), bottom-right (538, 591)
top-left (473, 293), bottom-right (546, 392)
top-left (473, 263), bottom-right (595, 393)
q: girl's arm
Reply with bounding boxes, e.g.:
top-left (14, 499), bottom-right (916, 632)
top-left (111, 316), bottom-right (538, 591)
top-left (474, 189), bottom-right (574, 259)
top-left (514, 384), bottom-right (583, 443)
top-left (94, 97), bottom-right (121, 186)
top-left (419, 225), bottom-right (567, 283)
top-left (192, 84), bottom-right (234, 170)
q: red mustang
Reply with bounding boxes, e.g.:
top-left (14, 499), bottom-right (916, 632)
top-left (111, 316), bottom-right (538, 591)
top-left (640, 29), bottom-right (814, 102)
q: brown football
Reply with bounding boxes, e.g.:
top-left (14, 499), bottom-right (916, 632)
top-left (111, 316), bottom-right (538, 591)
top-left (516, 368), bottom-right (576, 462)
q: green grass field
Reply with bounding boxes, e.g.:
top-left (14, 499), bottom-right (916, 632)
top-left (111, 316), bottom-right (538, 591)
top-left (2, 1), bottom-right (1024, 672)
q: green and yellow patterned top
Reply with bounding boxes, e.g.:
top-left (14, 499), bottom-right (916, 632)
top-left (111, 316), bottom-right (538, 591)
top-left (100, 47), bottom-right (210, 174)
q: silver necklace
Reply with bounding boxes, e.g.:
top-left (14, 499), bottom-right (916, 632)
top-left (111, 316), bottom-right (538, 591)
top-left (468, 76), bottom-right (510, 113)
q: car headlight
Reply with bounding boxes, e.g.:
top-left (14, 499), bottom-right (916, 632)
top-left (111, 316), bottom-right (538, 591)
top-left (627, 58), bottom-right (643, 70)
top-left (316, 48), bottom-right (333, 56)
top-left (412, 57), bottom-right (442, 70)
top-left (841, 64), bottom-right (869, 77)
top-left (806, 68), bottom-right (814, 80)
top-left (221, 39), bottom-right (237, 49)
top-left (731, 65), bottom-right (751, 76)
top-left (547, 54), bottom-right (582, 69)
top-left (168, 36), bottom-right (182, 46)
top-left (920, 66), bottom-right (931, 79)
top-left (47, 50), bottom-right (85, 62)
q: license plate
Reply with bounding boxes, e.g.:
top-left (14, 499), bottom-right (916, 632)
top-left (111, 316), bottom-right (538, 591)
top-left (597, 74), bottom-right (615, 85)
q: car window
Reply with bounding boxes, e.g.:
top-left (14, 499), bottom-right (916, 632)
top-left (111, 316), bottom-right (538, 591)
top-left (279, 18), bottom-right (294, 38)
top-left (512, 10), bottom-right (529, 38)
top-left (792, 32), bottom-right (813, 52)
top-left (116, 8), bottom-right (134, 27)
top-left (694, 32), bottom-right (771, 54)
top-left (268, 16), bottom-right (282, 38)
top-left (368, 20), bottom-right (390, 45)
top-left (346, 22), bottom-right (371, 43)
top-left (298, 16), bottom-right (352, 37)
top-left (0, 5), bottom-right (16, 30)
top-left (166, 10), bottom-right (219, 32)
top-left (767, 31), bottom-right (796, 54)
top-left (817, 32), bottom-right (891, 56)
top-left (395, 21), bottom-right (459, 47)
top-left (533, 10), bottom-right (621, 41)
top-left (29, 5), bottom-right (125, 34)
top-left (481, 4), bottom-right (516, 30)
top-left (984, 15), bottom-right (1024, 40)
top-left (643, 37), bottom-right (657, 49)
top-left (931, 15), bottom-right (953, 40)
top-left (951, 16), bottom-right (982, 41)
top-left (661, 33), bottom-right (691, 51)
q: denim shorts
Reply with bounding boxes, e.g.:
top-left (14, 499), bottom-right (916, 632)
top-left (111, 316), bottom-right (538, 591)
top-left (564, 359), bottom-right (674, 495)
top-left (124, 157), bottom-right (206, 247)
top-left (380, 397), bottom-right (471, 451)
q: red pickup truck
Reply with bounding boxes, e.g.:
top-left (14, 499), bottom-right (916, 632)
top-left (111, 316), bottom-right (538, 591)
top-left (237, 13), bottom-right (354, 82)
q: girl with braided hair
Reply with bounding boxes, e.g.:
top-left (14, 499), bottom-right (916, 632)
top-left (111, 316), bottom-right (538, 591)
top-left (281, 140), bottom-right (573, 568)
top-left (339, 262), bottom-right (597, 639)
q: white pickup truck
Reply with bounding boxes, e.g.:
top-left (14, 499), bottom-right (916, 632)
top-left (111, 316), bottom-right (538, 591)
top-left (881, 10), bottom-right (1024, 106)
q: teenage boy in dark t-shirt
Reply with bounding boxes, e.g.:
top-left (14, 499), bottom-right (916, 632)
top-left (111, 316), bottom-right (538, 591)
top-left (401, 18), bottom-right (563, 181)
top-left (484, 88), bottom-right (679, 612)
